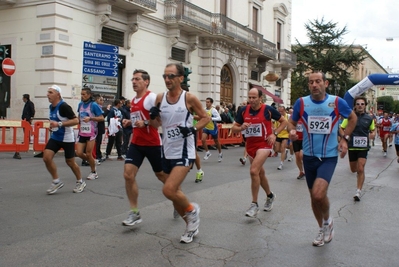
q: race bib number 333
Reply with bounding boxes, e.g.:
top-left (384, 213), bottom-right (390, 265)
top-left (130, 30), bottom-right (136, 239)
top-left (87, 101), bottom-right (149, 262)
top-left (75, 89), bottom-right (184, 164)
top-left (308, 116), bottom-right (332, 134)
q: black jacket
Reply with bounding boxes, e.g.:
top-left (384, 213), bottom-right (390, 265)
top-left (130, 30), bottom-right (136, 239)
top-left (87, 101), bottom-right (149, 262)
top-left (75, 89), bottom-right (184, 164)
top-left (22, 100), bottom-right (35, 122)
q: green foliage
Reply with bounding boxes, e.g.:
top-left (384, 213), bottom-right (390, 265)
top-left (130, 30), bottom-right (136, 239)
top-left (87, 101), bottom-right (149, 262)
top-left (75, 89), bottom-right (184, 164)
top-left (291, 18), bottom-right (368, 104)
top-left (377, 96), bottom-right (394, 113)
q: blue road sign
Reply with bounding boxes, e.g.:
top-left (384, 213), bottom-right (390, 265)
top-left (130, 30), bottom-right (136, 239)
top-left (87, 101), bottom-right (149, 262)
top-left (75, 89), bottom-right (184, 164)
top-left (82, 41), bottom-right (119, 77)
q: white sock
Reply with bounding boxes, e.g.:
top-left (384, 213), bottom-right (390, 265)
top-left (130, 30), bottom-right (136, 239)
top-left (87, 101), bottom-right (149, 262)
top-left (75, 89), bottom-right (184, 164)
top-left (53, 178), bottom-right (60, 184)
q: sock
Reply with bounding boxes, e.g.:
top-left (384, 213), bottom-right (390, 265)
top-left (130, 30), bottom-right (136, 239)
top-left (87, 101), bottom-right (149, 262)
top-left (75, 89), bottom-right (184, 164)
top-left (185, 204), bottom-right (194, 213)
top-left (92, 170), bottom-right (96, 173)
top-left (267, 192), bottom-right (274, 198)
top-left (280, 161), bottom-right (283, 165)
top-left (252, 202), bottom-right (258, 206)
top-left (131, 208), bottom-right (139, 214)
top-left (77, 179), bottom-right (83, 183)
top-left (53, 178), bottom-right (60, 184)
top-left (197, 168), bottom-right (203, 172)
top-left (323, 217), bottom-right (331, 225)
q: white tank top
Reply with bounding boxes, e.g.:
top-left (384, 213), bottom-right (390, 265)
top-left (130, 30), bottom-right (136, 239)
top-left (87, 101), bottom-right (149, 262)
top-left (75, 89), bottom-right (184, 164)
top-left (160, 91), bottom-right (195, 159)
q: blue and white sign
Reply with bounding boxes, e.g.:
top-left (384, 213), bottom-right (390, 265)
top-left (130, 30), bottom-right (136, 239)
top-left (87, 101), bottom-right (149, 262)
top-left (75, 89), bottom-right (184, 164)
top-left (82, 41), bottom-right (119, 77)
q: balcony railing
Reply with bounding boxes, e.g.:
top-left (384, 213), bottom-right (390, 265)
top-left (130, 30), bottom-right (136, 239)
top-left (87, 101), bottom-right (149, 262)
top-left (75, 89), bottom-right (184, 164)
top-left (279, 49), bottom-right (297, 68)
top-left (127, 0), bottom-right (157, 10)
top-left (165, 0), bottom-right (278, 59)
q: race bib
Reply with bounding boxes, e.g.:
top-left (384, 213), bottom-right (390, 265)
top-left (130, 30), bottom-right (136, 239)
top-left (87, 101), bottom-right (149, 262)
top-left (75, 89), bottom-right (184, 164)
top-left (296, 123), bottom-right (303, 132)
top-left (245, 123), bottom-right (262, 137)
top-left (80, 122), bottom-right (91, 134)
top-left (308, 116), bottom-right (331, 134)
top-left (165, 124), bottom-right (182, 143)
top-left (130, 111), bottom-right (141, 128)
top-left (383, 126), bottom-right (390, 131)
top-left (353, 136), bottom-right (368, 147)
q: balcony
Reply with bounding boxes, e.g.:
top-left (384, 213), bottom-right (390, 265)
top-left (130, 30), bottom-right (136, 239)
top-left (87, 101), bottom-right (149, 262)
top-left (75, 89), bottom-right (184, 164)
top-left (164, 0), bottom-right (277, 61)
top-left (112, 0), bottom-right (157, 13)
top-left (277, 49), bottom-right (297, 68)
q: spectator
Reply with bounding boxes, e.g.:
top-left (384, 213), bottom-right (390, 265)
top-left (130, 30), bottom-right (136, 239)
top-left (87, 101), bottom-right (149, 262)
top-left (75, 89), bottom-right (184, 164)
top-left (105, 99), bottom-right (124, 160)
top-left (220, 107), bottom-right (233, 124)
top-left (14, 94), bottom-right (35, 159)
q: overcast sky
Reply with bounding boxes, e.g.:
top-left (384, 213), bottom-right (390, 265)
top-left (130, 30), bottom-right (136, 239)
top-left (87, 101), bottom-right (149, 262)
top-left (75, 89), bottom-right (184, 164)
top-left (291, 0), bottom-right (399, 73)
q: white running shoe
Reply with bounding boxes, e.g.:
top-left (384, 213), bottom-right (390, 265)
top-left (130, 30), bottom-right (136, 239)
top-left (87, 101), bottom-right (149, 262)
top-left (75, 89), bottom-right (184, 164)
top-left (245, 203), bottom-right (259, 218)
top-left (218, 153), bottom-right (223, 162)
top-left (87, 172), bottom-right (98, 180)
top-left (46, 182), bottom-right (64, 195)
top-left (277, 163), bottom-right (283, 170)
top-left (73, 181), bottom-right (86, 193)
top-left (323, 219), bottom-right (334, 243)
top-left (203, 151), bottom-right (211, 160)
top-left (354, 189), bottom-right (361, 201)
top-left (180, 228), bottom-right (199, 243)
top-left (312, 230), bottom-right (325, 247)
top-left (184, 203), bottom-right (200, 232)
top-left (288, 156), bottom-right (293, 162)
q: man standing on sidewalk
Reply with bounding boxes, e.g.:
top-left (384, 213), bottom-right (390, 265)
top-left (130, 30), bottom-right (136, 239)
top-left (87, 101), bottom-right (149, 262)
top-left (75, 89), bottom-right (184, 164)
top-left (43, 85), bottom-right (86, 194)
top-left (231, 87), bottom-right (287, 218)
top-left (121, 69), bottom-right (167, 227)
top-left (14, 94), bottom-right (36, 159)
top-left (151, 63), bottom-right (210, 243)
top-left (340, 96), bottom-right (375, 201)
top-left (288, 71), bottom-right (357, 247)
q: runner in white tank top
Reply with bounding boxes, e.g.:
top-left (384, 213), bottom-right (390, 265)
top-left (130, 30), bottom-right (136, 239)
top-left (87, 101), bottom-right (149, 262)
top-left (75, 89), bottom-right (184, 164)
top-left (151, 63), bottom-right (210, 244)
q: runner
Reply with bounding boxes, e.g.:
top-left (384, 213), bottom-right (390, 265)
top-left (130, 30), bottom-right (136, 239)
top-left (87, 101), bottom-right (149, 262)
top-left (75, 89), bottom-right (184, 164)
top-left (231, 87), bottom-right (287, 218)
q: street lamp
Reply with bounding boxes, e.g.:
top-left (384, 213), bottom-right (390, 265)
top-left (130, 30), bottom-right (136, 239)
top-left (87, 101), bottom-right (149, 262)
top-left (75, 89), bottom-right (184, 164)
top-left (328, 81), bottom-right (340, 95)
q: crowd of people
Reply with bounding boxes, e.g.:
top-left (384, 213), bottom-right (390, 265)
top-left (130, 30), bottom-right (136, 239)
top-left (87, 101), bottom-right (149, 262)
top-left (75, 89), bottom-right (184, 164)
top-left (37, 68), bottom-right (399, 247)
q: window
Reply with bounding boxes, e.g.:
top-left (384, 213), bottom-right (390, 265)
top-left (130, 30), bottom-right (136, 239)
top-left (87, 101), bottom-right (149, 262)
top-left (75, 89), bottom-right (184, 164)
top-left (101, 27), bottom-right (124, 47)
top-left (171, 47), bottom-right (186, 62)
top-left (250, 70), bottom-right (259, 81)
top-left (277, 22), bottom-right (282, 60)
top-left (252, 7), bottom-right (258, 32)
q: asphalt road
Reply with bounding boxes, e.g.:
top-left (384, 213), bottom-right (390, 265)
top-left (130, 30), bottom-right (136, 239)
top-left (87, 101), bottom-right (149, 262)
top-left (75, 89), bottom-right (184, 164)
top-left (1, 141), bottom-right (399, 267)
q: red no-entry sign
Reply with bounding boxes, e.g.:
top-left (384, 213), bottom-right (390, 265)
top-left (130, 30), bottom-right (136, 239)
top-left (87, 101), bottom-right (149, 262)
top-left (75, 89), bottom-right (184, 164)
top-left (2, 58), bottom-right (16, 76)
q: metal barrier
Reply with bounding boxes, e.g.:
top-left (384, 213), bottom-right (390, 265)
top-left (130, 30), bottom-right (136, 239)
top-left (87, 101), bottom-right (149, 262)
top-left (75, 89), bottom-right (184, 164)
top-left (0, 120), bottom-right (32, 152)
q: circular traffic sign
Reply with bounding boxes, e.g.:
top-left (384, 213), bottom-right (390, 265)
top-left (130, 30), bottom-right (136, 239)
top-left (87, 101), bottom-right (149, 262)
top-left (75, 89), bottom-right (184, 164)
top-left (2, 58), bottom-right (16, 76)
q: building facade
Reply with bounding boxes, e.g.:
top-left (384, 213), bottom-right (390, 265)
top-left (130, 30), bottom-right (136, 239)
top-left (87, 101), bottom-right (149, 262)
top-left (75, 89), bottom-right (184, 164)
top-left (0, 0), bottom-right (296, 119)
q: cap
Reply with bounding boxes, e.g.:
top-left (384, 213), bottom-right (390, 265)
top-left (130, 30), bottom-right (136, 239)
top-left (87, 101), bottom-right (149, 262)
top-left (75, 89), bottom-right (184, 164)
top-left (48, 85), bottom-right (62, 94)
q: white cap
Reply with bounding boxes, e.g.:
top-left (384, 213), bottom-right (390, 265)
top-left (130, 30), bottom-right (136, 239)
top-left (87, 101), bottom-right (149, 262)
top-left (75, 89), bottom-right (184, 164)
top-left (48, 85), bottom-right (62, 95)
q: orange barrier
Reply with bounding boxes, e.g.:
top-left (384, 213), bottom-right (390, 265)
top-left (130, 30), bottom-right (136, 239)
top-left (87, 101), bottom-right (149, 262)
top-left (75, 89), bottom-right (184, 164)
top-left (32, 121), bottom-right (79, 153)
top-left (0, 120), bottom-right (32, 152)
top-left (196, 123), bottom-right (243, 146)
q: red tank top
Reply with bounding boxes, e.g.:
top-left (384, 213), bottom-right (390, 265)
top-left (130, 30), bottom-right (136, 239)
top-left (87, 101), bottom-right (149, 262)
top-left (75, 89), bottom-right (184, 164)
top-left (130, 91), bottom-right (161, 146)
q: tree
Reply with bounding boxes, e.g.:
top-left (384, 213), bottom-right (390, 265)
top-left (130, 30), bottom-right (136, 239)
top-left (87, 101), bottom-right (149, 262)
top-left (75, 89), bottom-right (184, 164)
top-left (377, 96), bottom-right (394, 113)
top-left (291, 18), bottom-right (368, 104)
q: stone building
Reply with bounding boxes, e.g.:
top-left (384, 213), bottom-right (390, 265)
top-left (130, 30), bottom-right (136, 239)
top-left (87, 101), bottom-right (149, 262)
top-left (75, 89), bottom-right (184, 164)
top-left (0, 0), bottom-right (296, 119)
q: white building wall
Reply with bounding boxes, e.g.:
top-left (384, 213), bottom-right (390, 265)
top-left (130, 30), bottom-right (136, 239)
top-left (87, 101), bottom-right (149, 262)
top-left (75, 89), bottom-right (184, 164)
top-left (0, 0), bottom-right (295, 119)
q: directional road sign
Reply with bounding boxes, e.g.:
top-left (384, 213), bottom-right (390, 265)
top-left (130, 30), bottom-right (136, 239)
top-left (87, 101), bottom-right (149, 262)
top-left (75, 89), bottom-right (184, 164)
top-left (2, 58), bottom-right (16, 76)
top-left (82, 41), bottom-right (119, 77)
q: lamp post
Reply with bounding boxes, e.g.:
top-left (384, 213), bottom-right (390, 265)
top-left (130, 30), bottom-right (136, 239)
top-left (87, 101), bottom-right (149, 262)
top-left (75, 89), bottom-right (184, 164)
top-left (328, 81), bottom-right (340, 95)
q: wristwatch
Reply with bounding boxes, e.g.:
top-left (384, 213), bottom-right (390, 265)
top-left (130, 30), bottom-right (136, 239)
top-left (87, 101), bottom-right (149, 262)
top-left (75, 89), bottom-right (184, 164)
top-left (144, 120), bottom-right (149, 126)
top-left (193, 126), bottom-right (197, 131)
top-left (58, 121), bottom-right (63, 127)
top-left (344, 135), bottom-right (350, 141)
top-left (274, 131), bottom-right (278, 135)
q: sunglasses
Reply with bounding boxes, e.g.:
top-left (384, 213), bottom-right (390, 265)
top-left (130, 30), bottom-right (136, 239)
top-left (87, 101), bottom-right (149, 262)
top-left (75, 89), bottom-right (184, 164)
top-left (355, 103), bottom-right (365, 106)
top-left (162, 74), bottom-right (180, 80)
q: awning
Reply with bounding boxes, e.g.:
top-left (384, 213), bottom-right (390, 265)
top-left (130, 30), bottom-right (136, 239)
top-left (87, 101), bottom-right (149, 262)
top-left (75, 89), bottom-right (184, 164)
top-left (249, 84), bottom-right (284, 104)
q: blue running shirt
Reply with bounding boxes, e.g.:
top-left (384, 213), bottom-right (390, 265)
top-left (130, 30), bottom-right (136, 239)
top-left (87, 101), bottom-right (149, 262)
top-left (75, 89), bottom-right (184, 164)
top-left (291, 94), bottom-right (352, 158)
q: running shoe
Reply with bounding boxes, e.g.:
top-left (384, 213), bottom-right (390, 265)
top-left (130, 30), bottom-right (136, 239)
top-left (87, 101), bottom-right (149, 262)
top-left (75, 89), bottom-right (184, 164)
top-left (297, 172), bottom-right (305, 180)
top-left (324, 219), bottom-right (334, 243)
top-left (180, 228), bottom-right (199, 243)
top-left (122, 211), bottom-right (142, 226)
top-left (46, 182), bottom-right (64, 195)
top-left (277, 163), bottom-right (283, 170)
top-left (203, 151), bottom-right (211, 160)
top-left (73, 181), bottom-right (86, 193)
top-left (87, 172), bottom-right (98, 180)
top-left (354, 189), bottom-right (361, 201)
top-left (195, 170), bottom-right (204, 183)
top-left (288, 156), bottom-right (293, 162)
top-left (218, 153), bottom-right (223, 162)
top-left (95, 159), bottom-right (101, 165)
top-left (264, 192), bottom-right (276, 211)
top-left (383, 152), bottom-right (387, 157)
top-left (240, 157), bottom-right (247, 165)
top-left (312, 230), bottom-right (325, 247)
top-left (245, 203), bottom-right (259, 218)
top-left (184, 203), bottom-right (200, 232)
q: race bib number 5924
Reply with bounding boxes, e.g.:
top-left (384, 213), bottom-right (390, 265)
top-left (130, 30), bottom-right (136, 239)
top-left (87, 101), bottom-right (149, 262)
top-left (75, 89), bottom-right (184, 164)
top-left (308, 116), bottom-right (331, 134)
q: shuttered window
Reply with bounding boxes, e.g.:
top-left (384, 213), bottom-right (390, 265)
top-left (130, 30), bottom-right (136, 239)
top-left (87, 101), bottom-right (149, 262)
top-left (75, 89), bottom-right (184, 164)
top-left (171, 47), bottom-right (186, 62)
top-left (101, 27), bottom-right (124, 47)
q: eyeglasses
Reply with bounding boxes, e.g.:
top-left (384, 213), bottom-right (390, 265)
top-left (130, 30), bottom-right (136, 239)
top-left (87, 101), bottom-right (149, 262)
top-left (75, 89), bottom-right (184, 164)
top-left (162, 74), bottom-right (180, 80)
top-left (355, 103), bottom-right (365, 106)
